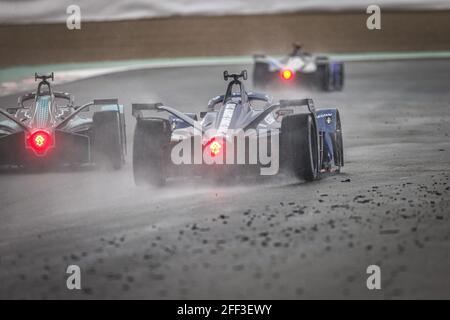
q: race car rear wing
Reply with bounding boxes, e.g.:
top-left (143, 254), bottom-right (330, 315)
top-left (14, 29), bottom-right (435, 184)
top-left (93, 99), bottom-right (119, 106)
top-left (279, 99), bottom-right (315, 114)
top-left (132, 103), bottom-right (202, 133)
top-left (243, 98), bottom-right (315, 130)
top-left (56, 98), bottom-right (120, 129)
top-left (131, 103), bottom-right (163, 118)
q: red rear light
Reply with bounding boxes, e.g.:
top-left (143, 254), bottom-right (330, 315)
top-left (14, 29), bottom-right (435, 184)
top-left (280, 69), bottom-right (294, 81)
top-left (27, 130), bottom-right (53, 155)
top-left (209, 139), bottom-right (222, 157)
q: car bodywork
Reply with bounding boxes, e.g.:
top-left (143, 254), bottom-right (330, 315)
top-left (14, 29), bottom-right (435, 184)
top-left (0, 73), bottom-right (126, 168)
top-left (253, 43), bottom-right (345, 91)
top-left (132, 70), bottom-right (344, 186)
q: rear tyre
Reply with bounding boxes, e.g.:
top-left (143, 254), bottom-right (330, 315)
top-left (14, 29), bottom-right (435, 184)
top-left (133, 118), bottom-right (171, 186)
top-left (333, 63), bottom-right (345, 91)
top-left (253, 62), bottom-right (270, 89)
top-left (281, 113), bottom-right (319, 181)
top-left (331, 112), bottom-right (344, 171)
top-left (93, 111), bottom-right (123, 170)
top-left (317, 63), bottom-right (334, 92)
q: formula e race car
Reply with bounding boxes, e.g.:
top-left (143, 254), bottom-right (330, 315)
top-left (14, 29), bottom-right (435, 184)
top-left (132, 70), bottom-right (343, 186)
top-left (253, 43), bottom-right (345, 91)
top-left (0, 73), bottom-right (126, 169)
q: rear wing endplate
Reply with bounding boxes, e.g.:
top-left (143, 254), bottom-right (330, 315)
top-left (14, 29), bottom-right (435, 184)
top-left (132, 103), bottom-right (202, 133)
top-left (279, 98), bottom-right (315, 114)
top-left (94, 99), bottom-right (119, 106)
top-left (132, 103), bottom-right (163, 118)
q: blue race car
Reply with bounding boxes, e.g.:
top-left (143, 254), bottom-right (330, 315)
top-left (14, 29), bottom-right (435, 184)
top-left (132, 70), bottom-right (343, 186)
top-left (253, 43), bottom-right (345, 91)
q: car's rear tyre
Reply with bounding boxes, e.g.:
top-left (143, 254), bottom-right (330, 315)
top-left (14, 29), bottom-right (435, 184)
top-left (133, 118), bottom-right (171, 186)
top-left (281, 113), bottom-right (319, 181)
top-left (253, 62), bottom-right (270, 89)
top-left (93, 110), bottom-right (123, 170)
top-left (317, 63), bottom-right (334, 92)
top-left (333, 63), bottom-right (345, 91)
top-left (331, 112), bottom-right (344, 171)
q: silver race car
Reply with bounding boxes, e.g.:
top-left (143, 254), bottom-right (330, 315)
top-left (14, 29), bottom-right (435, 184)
top-left (0, 73), bottom-right (126, 169)
top-left (253, 43), bottom-right (345, 91)
top-left (132, 70), bottom-right (344, 186)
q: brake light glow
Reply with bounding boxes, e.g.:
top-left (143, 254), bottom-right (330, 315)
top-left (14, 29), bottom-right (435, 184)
top-left (28, 130), bottom-right (53, 155)
top-left (209, 140), bottom-right (222, 157)
top-left (280, 69), bottom-right (294, 81)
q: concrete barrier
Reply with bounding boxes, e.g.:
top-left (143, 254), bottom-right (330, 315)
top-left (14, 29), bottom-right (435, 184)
top-left (1, 0), bottom-right (449, 24)
top-left (1, 10), bottom-right (449, 67)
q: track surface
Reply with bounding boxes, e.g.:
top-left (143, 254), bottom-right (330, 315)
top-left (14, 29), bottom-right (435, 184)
top-left (0, 60), bottom-right (449, 299)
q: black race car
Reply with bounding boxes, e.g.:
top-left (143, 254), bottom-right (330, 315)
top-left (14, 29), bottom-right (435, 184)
top-left (132, 70), bottom-right (344, 186)
top-left (253, 43), bottom-right (345, 91)
top-left (0, 73), bottom-right (126, 169)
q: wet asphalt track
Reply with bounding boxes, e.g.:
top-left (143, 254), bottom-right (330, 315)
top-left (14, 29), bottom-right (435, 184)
top-left (0, 60), bottom-right (449, 299)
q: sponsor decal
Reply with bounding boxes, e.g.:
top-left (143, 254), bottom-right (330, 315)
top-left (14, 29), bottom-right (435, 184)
top-left (170, 128), bottom-right (280, 176)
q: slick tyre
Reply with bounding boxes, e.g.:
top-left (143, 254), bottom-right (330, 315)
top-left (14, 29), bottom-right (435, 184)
top-left (133, 118), bottom-right (171, 186)
top-left (333, 63), bottom-right (345, 91)
top-left (331, 112), bottom-right (344, 171)
top-left (281, 113), bottom-right (319, 181)
top-left (253, 62), bottom-right (270, 89)
top-left (93, 110), bottom-right (123, 170)
top-left (318, 63), bottom-right (334, 91)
